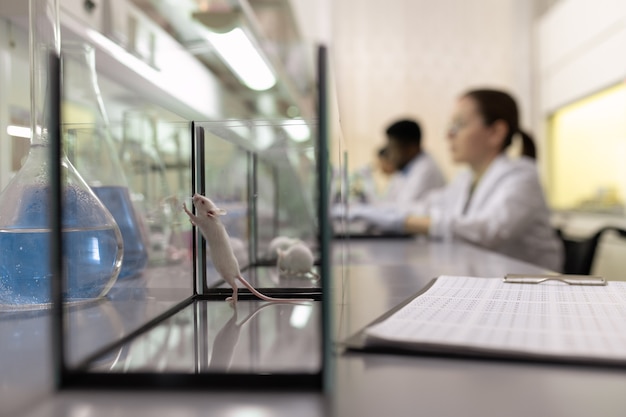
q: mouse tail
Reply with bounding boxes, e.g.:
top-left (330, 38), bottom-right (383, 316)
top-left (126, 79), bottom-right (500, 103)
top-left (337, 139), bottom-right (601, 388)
top-left (236, 276), bottom-right (312, 303)
top-left (307, 271), bottom-right (321, 282)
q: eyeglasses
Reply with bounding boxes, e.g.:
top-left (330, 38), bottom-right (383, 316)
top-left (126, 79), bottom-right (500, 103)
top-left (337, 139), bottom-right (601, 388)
top-left (447, 116), bottom-right (483, 136)
top-left (447, 120), bottom-right (468, 136)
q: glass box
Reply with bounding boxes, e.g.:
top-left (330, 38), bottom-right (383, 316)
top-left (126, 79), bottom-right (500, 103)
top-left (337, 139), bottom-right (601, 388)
top-left (48, 47), bottom-right (333, 390)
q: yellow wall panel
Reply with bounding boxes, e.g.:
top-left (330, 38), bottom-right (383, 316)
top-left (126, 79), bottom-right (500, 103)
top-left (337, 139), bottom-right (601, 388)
top-left (548, 83), bottom-right (626, 211)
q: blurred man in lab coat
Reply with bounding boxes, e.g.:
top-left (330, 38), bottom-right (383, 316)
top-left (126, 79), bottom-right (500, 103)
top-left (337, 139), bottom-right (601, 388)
top-left (347, 89), bottom-right (563, 271)
top-left (378, 119), bottom-right (446, 207)
top-left (342, 119), bottom-right (444, 206)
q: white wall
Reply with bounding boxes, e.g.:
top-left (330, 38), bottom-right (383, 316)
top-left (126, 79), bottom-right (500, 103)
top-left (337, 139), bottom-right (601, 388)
top-left (536, 0), bottom-right (626, 114)
top-left (536, 0), bottom-right (626, 280)
top-left (327, 0), bottom-right (535, 178)
top-left (533, 0), bottom-right (626, 178)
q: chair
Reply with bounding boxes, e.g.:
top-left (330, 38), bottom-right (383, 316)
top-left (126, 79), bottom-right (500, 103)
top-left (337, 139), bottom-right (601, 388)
top-left (557, 226), bottom-right (626, 275)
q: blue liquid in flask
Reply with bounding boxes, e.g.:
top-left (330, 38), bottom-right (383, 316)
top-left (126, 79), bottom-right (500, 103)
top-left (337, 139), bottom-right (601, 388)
top-left (92, 186), bottom-right (147, 279)
top-left (0, 185), bottom-right (121, 305)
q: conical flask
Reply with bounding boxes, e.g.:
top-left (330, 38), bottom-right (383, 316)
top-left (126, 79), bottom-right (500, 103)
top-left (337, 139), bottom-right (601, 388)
top-left (61, 42), bottom-right (148, 279)
top-left (0, 0), bottom-right (123, 307)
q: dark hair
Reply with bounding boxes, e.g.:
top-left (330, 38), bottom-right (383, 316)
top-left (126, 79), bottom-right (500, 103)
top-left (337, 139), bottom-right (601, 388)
top-left (463, 89), bottom-right (536, 159)
top-left (385, 119), bottom-right (422, 148)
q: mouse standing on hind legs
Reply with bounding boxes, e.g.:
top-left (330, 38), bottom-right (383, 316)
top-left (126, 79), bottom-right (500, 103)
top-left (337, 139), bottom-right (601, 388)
top-left (183, 193), bottom-right (310, 305)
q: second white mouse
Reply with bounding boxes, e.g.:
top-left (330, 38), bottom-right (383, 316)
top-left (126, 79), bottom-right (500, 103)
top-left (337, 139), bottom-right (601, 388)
top-left (277, 242), bottom-right (319, 279)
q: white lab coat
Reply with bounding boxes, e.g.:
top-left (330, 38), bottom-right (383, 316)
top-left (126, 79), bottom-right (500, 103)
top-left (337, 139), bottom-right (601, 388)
top-left (411, 155), bottom-right (563, 271)
top-left (382, 152), bottom-right (446, 207)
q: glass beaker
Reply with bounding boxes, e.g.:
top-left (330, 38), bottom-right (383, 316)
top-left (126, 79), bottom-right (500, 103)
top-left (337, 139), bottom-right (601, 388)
top-left (62, 42), bottom-right (148, 279)
top-left (0, 0), bottom-right (123, 307)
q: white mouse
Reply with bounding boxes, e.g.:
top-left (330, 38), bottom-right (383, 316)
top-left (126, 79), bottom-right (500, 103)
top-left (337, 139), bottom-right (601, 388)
top-left (277, 242), bottom-right (319, 280)
top-left (183, 193), bottom-right (309, 304)
top-left (228, 237), bottom-right (249, 267)
top-left (206, 237), bottom-right (248, 266)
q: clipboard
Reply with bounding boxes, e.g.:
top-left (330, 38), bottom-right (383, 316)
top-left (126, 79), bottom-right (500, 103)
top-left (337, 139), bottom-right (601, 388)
top-left (342, 274), bottom-right (626, 368)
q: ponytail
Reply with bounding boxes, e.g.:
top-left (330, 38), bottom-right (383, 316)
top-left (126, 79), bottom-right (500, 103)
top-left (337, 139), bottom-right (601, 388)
top-left (518, 129), bottom-right (536, 159)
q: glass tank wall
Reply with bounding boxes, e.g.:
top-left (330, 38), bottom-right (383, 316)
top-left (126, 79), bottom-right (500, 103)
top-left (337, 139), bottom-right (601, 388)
top-left (196, 119), bottom-right (320, 292)
top-left (53, 117), bottom-right (326, 388)
top-left (58, 40), bottom-right (195, 369)
top-left (0, 0), bottom-right (329, 406)
top-left (62, 120), bottom-right (194, 368)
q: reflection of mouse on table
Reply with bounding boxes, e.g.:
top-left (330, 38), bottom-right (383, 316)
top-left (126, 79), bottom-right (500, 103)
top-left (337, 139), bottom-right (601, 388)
top-left (183, 194), bottom-right (309, 304)
top-left (209, 302), bottom-right (305, 370)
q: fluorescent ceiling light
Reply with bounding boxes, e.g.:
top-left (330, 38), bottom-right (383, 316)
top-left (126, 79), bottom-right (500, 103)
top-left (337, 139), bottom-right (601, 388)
top-left (227, 123), bottom-right (274, 149)
top-left (207, 28), bottom-right (276, 91)
top-left (282, 118), bottom-right (310, 142)
top-left (7, 125), bottom-right (32, 139)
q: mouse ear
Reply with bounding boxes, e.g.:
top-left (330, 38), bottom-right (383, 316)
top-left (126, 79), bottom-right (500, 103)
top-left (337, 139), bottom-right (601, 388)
top-left (215, 208), bottom-right (227, 216)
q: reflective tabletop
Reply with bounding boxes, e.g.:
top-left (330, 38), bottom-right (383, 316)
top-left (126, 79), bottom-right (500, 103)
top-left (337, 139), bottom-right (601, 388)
top-left (4, 238), bottom-right (626, 417)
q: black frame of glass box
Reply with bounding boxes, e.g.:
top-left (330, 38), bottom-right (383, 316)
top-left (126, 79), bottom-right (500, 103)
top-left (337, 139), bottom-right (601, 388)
top-left (49, 46), bottom-right (333, 391)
